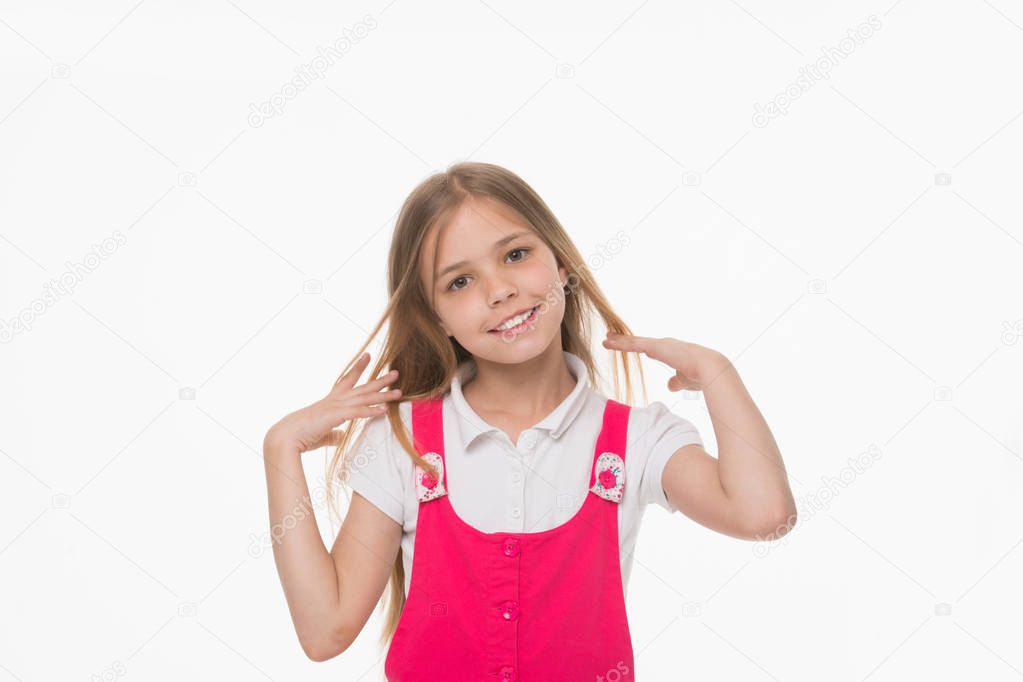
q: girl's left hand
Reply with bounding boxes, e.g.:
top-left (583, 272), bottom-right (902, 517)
top-left (602, 332), bottom-right (728, 392)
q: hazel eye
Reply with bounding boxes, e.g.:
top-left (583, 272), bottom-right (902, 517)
top-left (507, 247), bottom-right (529, 262)
top-left (445, 247), bottom-right (530, 292)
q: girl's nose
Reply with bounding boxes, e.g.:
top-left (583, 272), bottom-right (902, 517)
top-left (488, 283), bottom-right (516, 307)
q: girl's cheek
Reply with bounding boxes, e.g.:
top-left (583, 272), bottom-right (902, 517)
top-left (527, 261), bottom-right (555, 285)
top-left (448, 300), bottom-right (471, 325)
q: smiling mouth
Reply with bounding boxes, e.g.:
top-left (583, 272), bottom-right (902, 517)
top-left (488, 305), bottom-right (540, 334)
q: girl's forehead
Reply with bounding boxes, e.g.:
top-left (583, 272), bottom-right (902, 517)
top-left (420, 200), bottom-right (535, 272)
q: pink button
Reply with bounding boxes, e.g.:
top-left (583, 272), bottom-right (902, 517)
top-left (502, 538), bottom-right (520, 557)
top-left (422, 474), bottom-right (437, 489)
top-left (500, 601), bottom-right (520, 621)
top-left (499, 666), bottom-right (516, 680)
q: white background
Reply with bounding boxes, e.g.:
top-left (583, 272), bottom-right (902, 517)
top-left (2, 1), bottom-right (1022, 680)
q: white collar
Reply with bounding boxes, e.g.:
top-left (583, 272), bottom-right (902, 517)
top-left (449, 350), bottom-right (591, 451)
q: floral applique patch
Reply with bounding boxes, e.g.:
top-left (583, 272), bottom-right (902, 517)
top-left (416, 452), bottom-right (447, 502)
top-left (590, 452), bottom-right (625, 503)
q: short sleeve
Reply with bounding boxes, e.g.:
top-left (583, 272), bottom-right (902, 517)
top-left (343, 412), bottom-right (405, 525)
top-left (632, 401), bottom-right (705, 512)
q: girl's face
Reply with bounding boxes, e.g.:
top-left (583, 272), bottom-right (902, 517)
top-left (419, 196), bottom-right (569, 363)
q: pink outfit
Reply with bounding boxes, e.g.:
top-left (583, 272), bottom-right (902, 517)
top-left (384, 396), bottom-right (635, 681)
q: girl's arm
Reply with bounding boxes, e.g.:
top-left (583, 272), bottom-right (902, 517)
top-left (603, 333), bottom-right (797, 540)
top-left (660, 357), bottom-right (796, 540)
top-left (697, 354), bottom-right (795, 538)
top-left (264, 436), bottom-right (401, 661)
top-left (262, 352), bottom-right (404, 660)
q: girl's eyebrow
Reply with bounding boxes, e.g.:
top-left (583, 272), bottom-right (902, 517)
top-left (435, 230), bottom-right (531, 280)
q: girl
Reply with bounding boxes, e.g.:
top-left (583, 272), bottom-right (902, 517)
top-left (263, 162), bottom-right (796, 680)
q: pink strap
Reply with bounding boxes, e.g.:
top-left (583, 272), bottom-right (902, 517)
top-left (411, 397), bottom-right (447, 487)
top-left (588, 399), bottom-right (629, 488)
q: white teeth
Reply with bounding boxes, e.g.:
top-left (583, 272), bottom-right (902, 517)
top-left (493, 307), bottom-right (535, 331)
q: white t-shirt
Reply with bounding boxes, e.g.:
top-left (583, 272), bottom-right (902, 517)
top-left (343, 351), bottom-right (704, 597)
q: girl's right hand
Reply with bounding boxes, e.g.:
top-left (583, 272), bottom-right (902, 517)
top-left (265, 352), bottom-right (402, 455)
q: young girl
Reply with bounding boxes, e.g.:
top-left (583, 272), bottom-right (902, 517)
top-left (263, 162), bottom-right (796, 680)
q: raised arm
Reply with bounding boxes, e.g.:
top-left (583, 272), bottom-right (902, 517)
top-left (264, 437), bottom-right (401, 660)
top-left (604, 332), bottom-right (797, 540)
top-left (262, 351), bottom-right (405, 660)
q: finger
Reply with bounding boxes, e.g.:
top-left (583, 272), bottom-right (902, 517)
top-left (602, 335), bottom-right (649, 352)
top-left (335, 352), bottom-right (370, 389)
top-left (350, 369), bottom-right (400, 395)
top-left (333, 352), bottom-right (371, 391)
top-left (340, 403), bottom-right (395, 420)
top-left (342, 386), bottom-right (403, 408)
top-left (604, 331), bottom-right (643, 342)
top-left (606, 331), bottom-right (651, 340)
top-left (669, 372), bottom-right (700, 391)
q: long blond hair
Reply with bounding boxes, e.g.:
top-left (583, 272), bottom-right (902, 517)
top-left (326, 161), bottom-right (649, 651)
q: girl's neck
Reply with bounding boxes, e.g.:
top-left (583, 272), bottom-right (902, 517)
top-left (461, 343), bottom-right (576, 425)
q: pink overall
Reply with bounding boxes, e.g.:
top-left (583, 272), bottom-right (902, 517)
top-left (383, 396), bottom-right (636, 681)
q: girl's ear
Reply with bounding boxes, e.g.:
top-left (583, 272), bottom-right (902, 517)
top-left (558, 264), bottom-right (568, 288)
